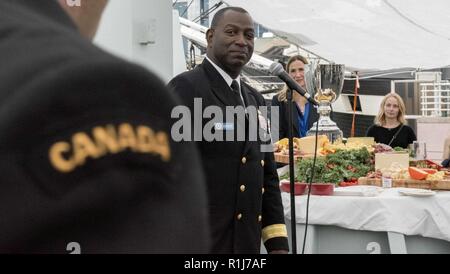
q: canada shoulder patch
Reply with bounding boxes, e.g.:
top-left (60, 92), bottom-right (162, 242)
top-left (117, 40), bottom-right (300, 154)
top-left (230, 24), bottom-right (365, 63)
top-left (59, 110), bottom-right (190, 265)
top-left (48, 123), bottom-right (171, 173)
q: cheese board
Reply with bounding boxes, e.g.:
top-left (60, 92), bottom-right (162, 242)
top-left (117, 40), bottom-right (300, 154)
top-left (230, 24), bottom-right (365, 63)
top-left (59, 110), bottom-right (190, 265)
top-left (274, 153), bottom-right (299, 164)
top-left (274, 152), bottom-right (323, 164)
top-left (358, 177), bottom-right (450, 190)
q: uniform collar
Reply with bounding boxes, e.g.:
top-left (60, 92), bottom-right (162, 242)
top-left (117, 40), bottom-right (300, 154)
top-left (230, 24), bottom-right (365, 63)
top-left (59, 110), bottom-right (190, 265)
top-left (205, 56), bottom-right (241, 90)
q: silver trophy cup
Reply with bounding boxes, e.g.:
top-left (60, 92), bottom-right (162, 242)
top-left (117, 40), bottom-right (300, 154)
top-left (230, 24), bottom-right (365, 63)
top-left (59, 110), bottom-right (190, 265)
top-left (305, 61), bottom-right (345, 142)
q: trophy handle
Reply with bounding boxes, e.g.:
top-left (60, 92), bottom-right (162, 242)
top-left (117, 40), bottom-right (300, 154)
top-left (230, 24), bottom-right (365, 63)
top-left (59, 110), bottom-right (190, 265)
top-left (305, 59), bottom-right (320, 96)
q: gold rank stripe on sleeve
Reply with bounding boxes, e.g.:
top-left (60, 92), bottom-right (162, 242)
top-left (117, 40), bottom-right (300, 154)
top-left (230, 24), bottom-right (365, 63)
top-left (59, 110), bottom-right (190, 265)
top-left (48, 123), bottom-right (171, 173)
top-left (261, 224), bottom-right (288, 243)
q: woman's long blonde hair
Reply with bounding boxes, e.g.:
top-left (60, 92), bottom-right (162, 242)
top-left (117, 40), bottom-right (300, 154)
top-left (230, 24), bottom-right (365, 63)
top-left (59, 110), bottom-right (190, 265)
top-left (277, 55), bottom-right (309, 102)
top-left (374, 93), bottom-right (407, 126)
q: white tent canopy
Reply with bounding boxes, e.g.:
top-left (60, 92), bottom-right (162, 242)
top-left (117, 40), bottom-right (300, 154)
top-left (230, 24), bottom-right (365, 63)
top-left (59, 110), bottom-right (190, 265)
top-left (224, 0), bottom-right (450, 70)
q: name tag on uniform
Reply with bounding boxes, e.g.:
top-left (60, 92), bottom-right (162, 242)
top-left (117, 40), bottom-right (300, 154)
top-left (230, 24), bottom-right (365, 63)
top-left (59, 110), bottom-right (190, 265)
top-left (214, 122), bottom-right (234, 131)
top-left (258, 110), bottom-right (269, 132)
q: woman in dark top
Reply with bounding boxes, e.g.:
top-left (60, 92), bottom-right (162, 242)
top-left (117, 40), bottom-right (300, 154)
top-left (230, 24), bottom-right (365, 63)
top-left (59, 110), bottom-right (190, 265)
top-left (366, 93), bottom-right (416, 148)
top-left (271, 55), bottom-right (318, 141)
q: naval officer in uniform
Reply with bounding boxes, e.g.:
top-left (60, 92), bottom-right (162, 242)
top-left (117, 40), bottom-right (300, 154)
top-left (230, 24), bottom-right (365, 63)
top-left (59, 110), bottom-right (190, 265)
top-left (169, 7), bottom-right (289, 254)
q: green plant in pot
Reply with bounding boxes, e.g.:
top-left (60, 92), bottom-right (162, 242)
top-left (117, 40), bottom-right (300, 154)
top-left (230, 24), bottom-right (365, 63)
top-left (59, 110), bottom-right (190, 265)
top-left (295, 157), bottom-right (335, 195)
top-left (295, 147), bottom-right (373, 195)
top-left (279, 169), bottom-right (308, 195)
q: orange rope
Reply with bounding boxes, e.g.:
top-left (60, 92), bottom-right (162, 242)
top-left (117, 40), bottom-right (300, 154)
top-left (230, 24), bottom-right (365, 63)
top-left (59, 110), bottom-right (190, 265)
top-left (350, 72), bottom-right (360, 137)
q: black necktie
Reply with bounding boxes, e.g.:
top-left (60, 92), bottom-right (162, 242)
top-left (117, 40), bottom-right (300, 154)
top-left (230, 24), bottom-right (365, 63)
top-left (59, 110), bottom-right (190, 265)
top-left (231, 80), bottom-right (244, 107)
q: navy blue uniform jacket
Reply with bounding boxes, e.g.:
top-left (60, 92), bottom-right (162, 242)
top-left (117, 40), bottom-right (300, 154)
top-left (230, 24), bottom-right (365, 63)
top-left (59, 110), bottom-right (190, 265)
top-left (0, 0), bottom-right (209, 253)
top-left (169, 59), bottom-right (289, 254)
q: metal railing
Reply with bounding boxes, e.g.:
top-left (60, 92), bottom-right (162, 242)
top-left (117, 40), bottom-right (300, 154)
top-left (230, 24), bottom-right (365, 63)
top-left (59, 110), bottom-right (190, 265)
top-left (420, 82), bottom-right (450, 117)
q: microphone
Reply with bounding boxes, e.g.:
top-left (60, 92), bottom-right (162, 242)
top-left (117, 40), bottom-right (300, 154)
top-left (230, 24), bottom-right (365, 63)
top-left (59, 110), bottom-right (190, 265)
top-left (269, 62), bottom-right (318, 106)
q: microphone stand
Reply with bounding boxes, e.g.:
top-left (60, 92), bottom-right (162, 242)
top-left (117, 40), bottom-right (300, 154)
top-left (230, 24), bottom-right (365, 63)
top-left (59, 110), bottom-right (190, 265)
top-left (286, 87), bottom-right (297, 254)
top-left (286, 89), bottom-right (319, 254)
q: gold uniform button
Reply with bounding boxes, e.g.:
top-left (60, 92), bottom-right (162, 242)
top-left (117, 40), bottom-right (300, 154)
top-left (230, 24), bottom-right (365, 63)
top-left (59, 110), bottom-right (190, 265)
top-left (262, 187), bottom-right (265, 194)
top-left (241, 157), bottom-right (247, 164)
top-left (258, 215), bottom-right (262, 222)
top-left (261, 160), bottom-right (265, 167)
top-left (240, 185), bottom-right (246, 192)
top-left (237, 213), bottom-right (243, 220)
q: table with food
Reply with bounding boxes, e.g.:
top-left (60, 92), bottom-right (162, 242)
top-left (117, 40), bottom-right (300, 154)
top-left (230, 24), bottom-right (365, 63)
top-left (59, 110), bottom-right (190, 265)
top-left (274, 136), bottom-right (450, 253)
top-left (274, 136), bottom-right (450, 191)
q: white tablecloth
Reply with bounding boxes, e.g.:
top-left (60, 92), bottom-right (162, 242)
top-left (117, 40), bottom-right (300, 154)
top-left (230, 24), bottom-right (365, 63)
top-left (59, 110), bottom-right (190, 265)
top-left (282, 187), bottom-right (450, 242)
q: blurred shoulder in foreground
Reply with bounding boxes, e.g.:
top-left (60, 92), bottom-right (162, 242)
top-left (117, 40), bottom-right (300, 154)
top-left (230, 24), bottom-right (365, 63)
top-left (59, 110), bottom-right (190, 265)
top-left (0, 0), bottom-right (209, 253)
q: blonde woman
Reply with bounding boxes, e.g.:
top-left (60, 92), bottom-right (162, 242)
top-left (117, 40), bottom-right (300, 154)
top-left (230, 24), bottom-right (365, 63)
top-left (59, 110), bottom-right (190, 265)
top-left (271, 55), bottom-right (318, 140)
top-left (366, 93), bottom-right (416, 148)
